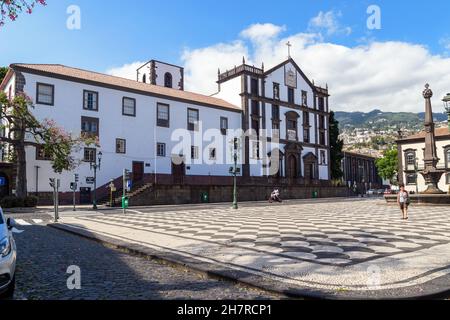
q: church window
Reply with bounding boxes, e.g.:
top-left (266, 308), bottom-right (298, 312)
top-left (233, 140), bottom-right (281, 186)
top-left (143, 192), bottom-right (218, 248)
top-left (164, 73), bottom-right (173, 88)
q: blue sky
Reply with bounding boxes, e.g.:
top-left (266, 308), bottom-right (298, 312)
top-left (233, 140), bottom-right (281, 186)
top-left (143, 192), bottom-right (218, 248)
top-left (1, 0), bottom-right (449, 70)
top-left (1, 0), bottom-right (450, 112)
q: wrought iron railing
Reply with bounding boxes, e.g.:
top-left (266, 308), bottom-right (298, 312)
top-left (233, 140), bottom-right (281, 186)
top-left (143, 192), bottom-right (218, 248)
top-left (218, 64), bottom-right (264, 81)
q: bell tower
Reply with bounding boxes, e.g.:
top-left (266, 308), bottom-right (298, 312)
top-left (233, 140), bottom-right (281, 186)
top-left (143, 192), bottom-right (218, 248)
top-left (136, 60), bottom-right (184, 91)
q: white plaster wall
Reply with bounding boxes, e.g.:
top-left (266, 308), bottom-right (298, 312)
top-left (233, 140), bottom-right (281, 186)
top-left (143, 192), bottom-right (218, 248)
top-left (400, 139), bottom-right (450, 193)
top-left (264, 62), bottom-right (315, 108)
top-left (20, 72), bottom-right (241, 192)
top-left (215, 76), bottom-right (242, 108)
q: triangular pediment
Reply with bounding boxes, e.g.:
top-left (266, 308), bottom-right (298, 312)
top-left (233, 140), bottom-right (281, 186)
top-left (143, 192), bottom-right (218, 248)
top-left (264, 57), bottom-right (316, 91)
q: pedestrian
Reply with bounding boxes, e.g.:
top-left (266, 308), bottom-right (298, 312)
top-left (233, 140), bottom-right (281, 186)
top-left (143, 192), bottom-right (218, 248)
top-left (397, 183), bottom-right (410, 220)
top-left (269, 188), bottom-right (282, 203)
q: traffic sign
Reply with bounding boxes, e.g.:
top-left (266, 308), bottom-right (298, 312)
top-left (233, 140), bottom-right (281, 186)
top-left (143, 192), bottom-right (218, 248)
top-left (86, 177), bottom-right (95, 184)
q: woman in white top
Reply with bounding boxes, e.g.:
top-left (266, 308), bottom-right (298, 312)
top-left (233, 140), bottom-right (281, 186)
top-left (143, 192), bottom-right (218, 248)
top-left (397, 183), bottom-right (410, 220)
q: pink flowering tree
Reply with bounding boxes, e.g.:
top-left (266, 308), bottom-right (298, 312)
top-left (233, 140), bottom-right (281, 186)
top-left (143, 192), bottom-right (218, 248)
top-left (0, 0), bottom-right (46, 27)
top-left (0, 91), bottom-right (88, 198)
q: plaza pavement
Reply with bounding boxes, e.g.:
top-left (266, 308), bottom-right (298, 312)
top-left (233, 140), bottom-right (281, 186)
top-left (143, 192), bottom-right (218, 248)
top-left (50, 198), bottom-right (450, 299)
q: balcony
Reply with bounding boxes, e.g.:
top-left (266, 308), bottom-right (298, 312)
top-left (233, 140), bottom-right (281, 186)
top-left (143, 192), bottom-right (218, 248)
top-left (218, 64), bottom-right (264, 82)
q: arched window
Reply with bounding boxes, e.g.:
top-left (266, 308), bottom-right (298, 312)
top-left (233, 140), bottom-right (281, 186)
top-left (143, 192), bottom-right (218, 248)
top-left (164, 73), bottom-right (173, 88)
top-left (142, 74), bottom-right (147, 83)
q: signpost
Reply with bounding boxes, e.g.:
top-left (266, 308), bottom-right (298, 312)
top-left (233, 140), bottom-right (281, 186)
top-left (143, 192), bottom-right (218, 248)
top-left (71, 174), bottom-right (79, 211)
top-left (109, 180), bottom-right (116, 207)
top-left (49, 178), bottom-right (60, 222)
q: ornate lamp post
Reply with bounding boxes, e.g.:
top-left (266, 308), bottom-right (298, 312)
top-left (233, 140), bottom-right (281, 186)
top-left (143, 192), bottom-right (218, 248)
top-left (229, 138), bottom-right (241, 210)
top-left (90, 151), bottom-right (102, 210)
top-left (442, 93), bottom-right (450, 131)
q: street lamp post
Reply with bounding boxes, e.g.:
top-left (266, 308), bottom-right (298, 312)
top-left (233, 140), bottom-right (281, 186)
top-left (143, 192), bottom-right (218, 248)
top-left (90, 151), bottom-right (102, 210)
top-left (230, 138), bottom-right (240, 210)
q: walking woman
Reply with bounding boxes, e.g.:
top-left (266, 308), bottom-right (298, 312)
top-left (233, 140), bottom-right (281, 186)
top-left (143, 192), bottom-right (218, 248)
top-left (397, 184), bottom-right (410, 220)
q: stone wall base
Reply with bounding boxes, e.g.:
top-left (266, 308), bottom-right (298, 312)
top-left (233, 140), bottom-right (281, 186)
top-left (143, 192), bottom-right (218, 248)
top-left (129, 185), bottom-right (354, 206)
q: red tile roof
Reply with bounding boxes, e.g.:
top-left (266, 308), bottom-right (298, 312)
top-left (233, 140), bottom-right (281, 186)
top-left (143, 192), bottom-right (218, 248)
top-left (7, 63), bottom-right (240, 111)
top-left (400, 127), bottom-right (450, 141)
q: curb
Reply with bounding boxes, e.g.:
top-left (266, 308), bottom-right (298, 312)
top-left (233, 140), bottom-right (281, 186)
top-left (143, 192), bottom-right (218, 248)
top-left (49, 223), bottom-right (450, 300)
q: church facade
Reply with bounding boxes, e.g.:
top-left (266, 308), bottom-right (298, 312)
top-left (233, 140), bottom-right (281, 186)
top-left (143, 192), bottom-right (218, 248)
top-left (0, 56), bottom-right (331, 202)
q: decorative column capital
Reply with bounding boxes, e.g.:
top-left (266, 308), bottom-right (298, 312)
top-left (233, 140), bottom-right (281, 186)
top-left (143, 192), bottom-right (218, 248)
top-left (423, 83), bottom-right (433, 99)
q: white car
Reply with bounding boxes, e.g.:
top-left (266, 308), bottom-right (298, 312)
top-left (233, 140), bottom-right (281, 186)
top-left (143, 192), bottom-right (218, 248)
top-left (0, 207), bottom-right (16, 299)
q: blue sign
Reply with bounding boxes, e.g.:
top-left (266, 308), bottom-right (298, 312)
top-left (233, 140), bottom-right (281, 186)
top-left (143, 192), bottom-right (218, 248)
top-left (0, 177), bottom-right (6, 186)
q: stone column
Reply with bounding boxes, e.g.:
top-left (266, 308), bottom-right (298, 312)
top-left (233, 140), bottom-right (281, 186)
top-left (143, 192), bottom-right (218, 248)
top-left (420, 84), bottom-right (445, 194)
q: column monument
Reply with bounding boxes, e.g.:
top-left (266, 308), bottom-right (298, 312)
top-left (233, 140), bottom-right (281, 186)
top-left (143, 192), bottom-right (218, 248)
top-left (419, 84), bottom-right (445, 194)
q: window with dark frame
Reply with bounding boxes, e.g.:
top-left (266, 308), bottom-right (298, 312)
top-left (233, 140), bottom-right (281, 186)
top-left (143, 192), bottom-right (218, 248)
top-left (447, 173), bottom-right (450, 185)
top-left (156, 143), bottom-right (166, 157)
top-left (287, 87), bottom-right (294, 104)
top-left (36, 145), bottom-right (51, 161)
top-left (272, 105), bottom-right (280, 135)
top-left (157, 103), bottom-right (170, 127)
top-left (187, 108), bottom-right (199, 131)
top-left (287, 119), bottom-right (297, 141)
top-left (303, 128), bottom-right (310, 143)
top-left (36, 83), bottom-right (54, 105)
top-left (446, 148), bottom-right (450, 168)
top-left (220, 117), bottom-right (228, 135)
top-left (83, 148), bottom-right (96, 163)
top-left (81, 116), bottom-right (99, 137)
top-left (320, 131), bottom-right (326, 145)
top-left (251, 100), bottom-right (259, 116)
top-left (406, 173), bottom-right (417, 185)
top-left (405, 151), bottom-right (416, 171)
top-left (164, 73), bottom-right (173, 88)
top-left (319, 115), bottom-right (325, 129)
top-left (318, 97), bottom-right (325, 111)
top-left (191, 146), bottom-right (199, 160)
top-left (83, 90), bottom-right (98, 111)
top-left (122, 97), bottom-right (136, 116)
top-left (251, 78), bottom-right (259, 96)
top-left (303, 111), bottom-right (310, 126)
top-left (116, 139), bottom-right (126, 154)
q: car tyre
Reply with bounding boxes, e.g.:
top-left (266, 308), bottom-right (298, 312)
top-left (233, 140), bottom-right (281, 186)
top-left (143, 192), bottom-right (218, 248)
top-left (0, 275), bottom-right (15, 299)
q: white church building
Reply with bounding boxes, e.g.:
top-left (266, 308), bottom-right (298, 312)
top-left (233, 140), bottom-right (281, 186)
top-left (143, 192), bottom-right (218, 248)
top-left (0, 56), bottom-right (331, 203)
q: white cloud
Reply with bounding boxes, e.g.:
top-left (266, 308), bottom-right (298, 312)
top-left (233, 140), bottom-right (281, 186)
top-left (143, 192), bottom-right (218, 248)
top-left (240, 23), bottom-right (286, 43)
top-left (106, 61), bottom-right (145, 80)
top-left (181, 23), bottom-right (450, 113)
top-left (106, 20), bottom-right (450, 113)
top-left (308, 10), bottom-right (352, 36)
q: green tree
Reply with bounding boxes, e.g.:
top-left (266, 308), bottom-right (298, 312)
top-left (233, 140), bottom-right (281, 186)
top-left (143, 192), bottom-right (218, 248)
top-left (0, 67), bottom-right (8, 84)
top-left (0, 91), bottom-right (89, 198)
top-left (329, 111), bottom-right (344, 180)
top-left (375, 147), bottom-right (398, 184)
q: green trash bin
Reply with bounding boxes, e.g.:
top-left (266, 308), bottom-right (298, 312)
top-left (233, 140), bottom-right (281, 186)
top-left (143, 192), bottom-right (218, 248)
top-left (122, 196), bottom-right (129, 209)
top-left (312, 191), bottom-right (318, 199)
top-left (200, 192), bottom-right (209, 203)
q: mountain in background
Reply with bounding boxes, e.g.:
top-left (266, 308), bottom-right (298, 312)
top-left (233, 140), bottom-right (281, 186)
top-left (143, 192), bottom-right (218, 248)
top-left (334, 109), bottom-right (448, 131)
